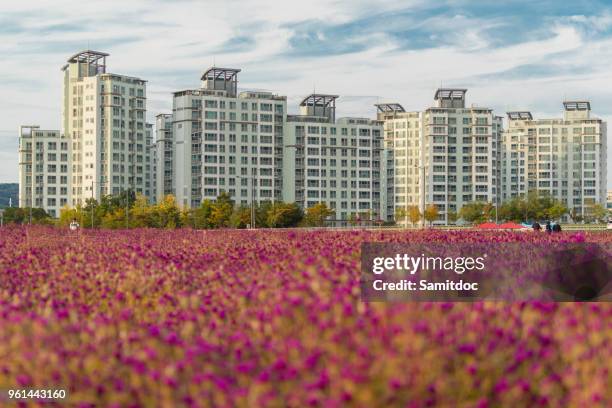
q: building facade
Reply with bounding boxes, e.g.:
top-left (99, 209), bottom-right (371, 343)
top-left (18, 126), bottom-right (71, 217)
top-left (61, 50), bottom-right (149, 206)
top-left (155, 114), bottom-right (174, 202)
top-left (170, 67), bottom-right (287, 208)
top-left (377, 89), bottom-right (502, 225)
top-left (18, 50), bottom-right (152, 217)
top-left (501, 102), bottom-right (607, 219)
top-left (283, 94), bottom-right (385, 222)
top-left (144, 123), bottom-right (155, 202)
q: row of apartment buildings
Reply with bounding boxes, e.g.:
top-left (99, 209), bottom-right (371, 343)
top-left (19, 50), bottom-right (608, 223)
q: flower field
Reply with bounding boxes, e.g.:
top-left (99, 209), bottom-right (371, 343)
top-left (0, 227), bottom-right (610, 407)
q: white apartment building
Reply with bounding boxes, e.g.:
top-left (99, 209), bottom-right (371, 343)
top-left (375, 104), bottom-right (422, 223)
top-left (501, 102), bottom-right (607, 219)
top-left (18, 126), bottom-right (71, 217)
top-left (145, 123), bottom-right (155, 202)
top-left (155, 113), bottom-right (173, 202)
top-left (61, 50), bottom-right (149, 205)
top-left (377, 89), bottom-right (502, 225)
top-left (283, 94), bottom-right (385, 222)
top-left (170, 67), bottom-right (287, 208)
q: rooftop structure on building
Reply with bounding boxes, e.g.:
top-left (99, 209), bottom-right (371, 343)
top-left (507, 111), bottom-right (533, 120)
top-left (434, 88), bottom-right (468, 108)
top-left (375, 103), bottom-right (406, 113)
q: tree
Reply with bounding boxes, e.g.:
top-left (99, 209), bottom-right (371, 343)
top-left (498, 192), bottom-right (568, 223)
top-left (255, 201), bottom-right (273, 228)
top-left (408, 205), bottom-right (421, 227)
top-left (459, 202), bottom-right (487, 224)
top-left (209, 192), bottom-right (233, 228)
top-left (423, 204), bottom-right (439, 226)
top-left (101, 208), bottom-right (128, 229)
top-left (150, 194), bottom-right (182, 228)
top-left (499, 198), bottom-right (524, 222)
top-left (547, 202), bottom-right (568, 221)
top-left (129, 194), bottom-right (153, 228)
top-left (447, 210), bottom-right (458, 224)
top-left (2, 207), bottom-right (50, 225)
top-left (394, 207), bottom-right (407, 226)
top-left (569, 207), bottom-right (583, 224)
top-left (303, 203), bottom-right (334, 227)
top-left (229, 206), bottom-right (251, 229)
top-left (482, 202), bottom-right (496, 221)
top-left (588, 203), bottom-right (607, 223)
top-left (266, 202), bottom-right (303, 228)
top-left (188, 199), bottom-right (214, 229)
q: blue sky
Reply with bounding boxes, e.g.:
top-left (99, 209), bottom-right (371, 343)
top-left (1, 0), bottom-right (612, 184)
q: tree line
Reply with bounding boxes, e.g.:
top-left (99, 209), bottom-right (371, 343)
top-left (1, 191), bottom-right (338, 229)
top-left (3, 190), bottom-right (609, 228)
top-left (394, 191), bottom-right (609, 225)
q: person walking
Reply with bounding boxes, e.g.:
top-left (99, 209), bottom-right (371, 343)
top-left (545, 221), bottom-right (552, 234)
top-left (532, 221), bottom-right (541, 232)
top-left (553, 222), bottom-right (561, 233)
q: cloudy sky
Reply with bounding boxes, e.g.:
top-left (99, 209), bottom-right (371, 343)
top-left (1, 0), bottom-right (612, 184)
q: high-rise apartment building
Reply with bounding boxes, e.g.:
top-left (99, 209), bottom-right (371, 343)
top-left (18, 126), bottom-right (71, 217)
top-left (170, 67), bottom-right (287, 208)
top-left (145, 123), bottom-right (155, 202)
top-left (501, 102), bottom-right (607, 219)
top-left (18, 50), bottom-right (152, 217)
top-left (375, 104), bottom-right (423, 223)
top-left (155, 114), bottom-right (174, 202)
top-left (283, 94), bottom-right (385, 222)
top-left (61, 50), bottom-right (149, 205)
top-left (377, 89), bottom-right (502, 225)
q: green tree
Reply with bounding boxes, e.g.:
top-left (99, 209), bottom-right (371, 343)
top-left (267, 202), bottom-right (303, 228)
top-left (5, 207), bottom-right (51, 225)
top-left (588, 203), bottom-right (607, 223)
top-left (255, 201), bottom-right (272, 228)
top-left (546, 202), bottom-right (568, 221)
top-left (101, 208), bottom-right (128, 229)
top-left (459, 202), bottom-right (487, 224)
top-left (229, 206), bottom-right (251, 229)
top-left (569, 207), bottom-right (583, 223)
top-left (482, 202), bottom-right (496, 221)
top-left (394, 207), bottom-right (407, 226)
top-left (82, 197), bottom-right (105, 228)
top-left (188, 199), bottom-right (214, 229)
top-left (303, 202), bottom-right (334, 227)
top-left (209, 192), bottom-right (233, 228)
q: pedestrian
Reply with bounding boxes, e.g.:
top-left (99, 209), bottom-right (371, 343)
top-left (69, 218), bottom-right (80, 231)
top-left (553, 223), bottom-right (561, 233)
top-left (532, 221), bottom-right (541, 232)
top-left (545, 221), bottom-right (552, 234)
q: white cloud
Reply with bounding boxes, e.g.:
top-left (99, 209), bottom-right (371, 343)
top-left (0, 1), bottom-right (611, 186)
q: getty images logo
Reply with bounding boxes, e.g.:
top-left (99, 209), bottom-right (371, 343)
top-left (372, 254), bottom-right (487, 275)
